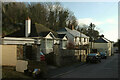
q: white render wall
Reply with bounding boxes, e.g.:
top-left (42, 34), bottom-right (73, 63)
top-left (57, 31), bottom-right (89, 46)
top-left (74, 37), bottom-right (79, 45)
top-left (111, 43), bottom-right (114, 55)
top-left (66, 32), bottom-right (89, 46)
top-left (40, 33), bottom-right (54, 54)
top-left (80, 38), bottom-right (89, 45)
top-left (2, 37), bottom-right (35, 45)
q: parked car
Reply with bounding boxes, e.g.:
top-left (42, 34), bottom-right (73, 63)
top-left (86, 54), bottom-right (101, 63)
top-left (114, 50), bottom-right (119, 53)
top-left (100, 52), bottom-right (107, 59)
top-left (40, 51), bottom-right (45, 61)
top-left (90, 49), bottom-right (100, 54)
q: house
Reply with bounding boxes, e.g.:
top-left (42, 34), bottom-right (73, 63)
top-left (57, 26), bottom-right (89, 48)
top-left (110, 41), bottom-right (114, 55)
top-left (2, 17), bottom-right (61, 67)
top-left (93, 35), bottom-right (112, 56)
top-left (1, 18), bottom-right (39, 66)
top-left (4, 19), bottom-right (59, 53)
top-left (1, 37), bottom-right (36, 66)
top-left (57, 26), bottom-right (90, 63)
top-left (58, 34), bottom-right (68, 49)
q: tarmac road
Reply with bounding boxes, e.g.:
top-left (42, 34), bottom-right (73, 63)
top-left (53, 53), bottom-right (119, 78)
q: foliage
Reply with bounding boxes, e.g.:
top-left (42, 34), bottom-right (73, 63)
top-left (2, 2), bottom-right (78, 36)
top-left (2, 2), bottom-right (100, 40)
top-left (76, 23), bottom-right (100, 41)
top-left (67, 42), bottom-right (75, 49)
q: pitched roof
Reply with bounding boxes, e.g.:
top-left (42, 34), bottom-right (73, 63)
top-left (57, 27), bottom-right (89, 38)
top-left (5, 23), bottom-right (58, 38)
top-left (103, 37), bottom-right (114, 43)
top-left (38, 32), bottom-right (50, 37)
top-left (94, 37), bottom-right (109, 43)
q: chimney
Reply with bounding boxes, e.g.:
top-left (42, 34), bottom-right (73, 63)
top-left (71, 25), bottom-right (74, 30)
top-left (100, 34), bottom-right (104, 38)
top-left (25, 17), bottom-right (31, 37)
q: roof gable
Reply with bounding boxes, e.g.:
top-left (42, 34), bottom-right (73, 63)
top-left (45, 32), bottom-right (55, 39)
top-left (63, 36), bottom-right (68, 40)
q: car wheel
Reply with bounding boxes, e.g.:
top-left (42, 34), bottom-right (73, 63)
top-left (105, 57), bottom-right (107, 59)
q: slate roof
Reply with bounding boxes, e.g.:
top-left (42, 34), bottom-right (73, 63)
top-left (57, 27), bottom-right (89, 38)
top-left (5, 23), bottom-right (58, 38)
top-left (103, 37), bottom-right (114, 43)
top-left (38, 32), bottom-right (50, 37)
top-left (94, 37), bottom-right (109, 43)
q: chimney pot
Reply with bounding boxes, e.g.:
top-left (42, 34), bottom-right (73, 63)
top-left (71, 25), bottom-right (74, 30)
top-left (100, 34), bottom-right (104, 37)
top-left (26, 17), bottom-right (31, 20)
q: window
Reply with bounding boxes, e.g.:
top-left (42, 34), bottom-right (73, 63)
top-left (84, 38), bottom-right (86, 42)
top-left (62, 40), bottom-right (67, 49)
top-left (46, 39), bottom-right (53, 49)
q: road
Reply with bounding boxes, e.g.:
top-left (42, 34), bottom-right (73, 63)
top-left (53, 53), bottom-right (119, 78)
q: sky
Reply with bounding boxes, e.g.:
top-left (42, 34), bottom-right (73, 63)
top-left (7, 0), bottom-right (119, 42)
top-left (61, 2), bottom-right (118, 42)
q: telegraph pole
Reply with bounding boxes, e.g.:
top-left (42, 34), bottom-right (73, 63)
top-left (89, 23), bottom-right (95, 49)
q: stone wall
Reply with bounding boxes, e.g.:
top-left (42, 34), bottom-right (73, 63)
top-left (52, 44), bottom-right (89, 66)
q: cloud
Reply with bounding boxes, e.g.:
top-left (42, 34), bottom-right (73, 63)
top-left (102, 29), bottom-right (118, 42)
top-left (77, 18), bottom-right (117, 26)
top-left (77, 18), bottom-right (118, 42)
top-left (77, 18), bottom-right (103, 26)
top-left (105, 18), bottom-right (117, 24)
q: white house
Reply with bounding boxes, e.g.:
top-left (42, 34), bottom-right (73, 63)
top-left (2, 18), bottom-right (59, 62)
top-left (37, 31), bottom-right (56, 54)
top-left (57, 27), bottom-right (89, 46)
top-left (93, 36), bottom-right (112, 56)
top-left (58, 34), bottom-right (68, 49)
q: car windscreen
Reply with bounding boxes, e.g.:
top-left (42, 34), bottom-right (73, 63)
top-left (88, 54), bottom-right (97, 56)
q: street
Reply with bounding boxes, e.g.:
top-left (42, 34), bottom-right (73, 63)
top-left (52, 53), bottom-right (118, 78)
